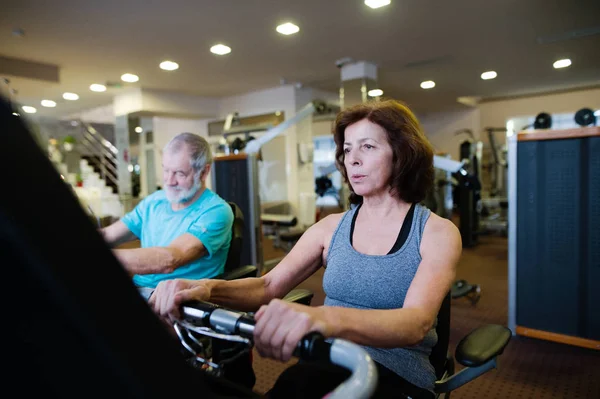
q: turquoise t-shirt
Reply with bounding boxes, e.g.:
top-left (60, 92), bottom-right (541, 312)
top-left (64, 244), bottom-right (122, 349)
top-left (121, 188), bottom-right (233, 288)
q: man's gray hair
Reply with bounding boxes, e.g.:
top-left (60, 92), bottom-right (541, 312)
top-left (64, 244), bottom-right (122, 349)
top-left (164, 132), bottom-right (213, 171)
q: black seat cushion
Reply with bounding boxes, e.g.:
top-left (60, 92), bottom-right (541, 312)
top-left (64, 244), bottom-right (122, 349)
top-left (455, 324), bottom-right (511, 367)
top-left (224, 202), bottom-right (244, 273)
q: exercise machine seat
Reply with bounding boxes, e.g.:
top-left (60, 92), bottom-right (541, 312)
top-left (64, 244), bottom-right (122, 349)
top-left (455, 324), bottom-right (511, 367)
top-left (215, 202), bottom-right (258, 280)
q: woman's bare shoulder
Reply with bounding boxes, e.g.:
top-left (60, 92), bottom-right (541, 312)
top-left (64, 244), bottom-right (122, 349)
top-left (319, 212), bottom-right (346, 228)
top-left (307, 211), bottom-right (346, 239)
top-left (422, 211), bottom-right (462, 249)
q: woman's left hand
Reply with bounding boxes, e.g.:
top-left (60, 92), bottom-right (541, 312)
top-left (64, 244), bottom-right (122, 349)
top-left (253, 299), bottom-right (330, 362)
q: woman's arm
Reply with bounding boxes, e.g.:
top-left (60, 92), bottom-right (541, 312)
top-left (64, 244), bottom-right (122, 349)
top-left (253, 215), bottom-right (462, 361)
top-left (151, 214), bottom-right (340, 317)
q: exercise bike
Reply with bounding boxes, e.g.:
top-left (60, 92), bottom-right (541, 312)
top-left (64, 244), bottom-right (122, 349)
top-left (174, 300), bottom-right (379, 399)
top-left (172, 296), bottom-right (512, 399)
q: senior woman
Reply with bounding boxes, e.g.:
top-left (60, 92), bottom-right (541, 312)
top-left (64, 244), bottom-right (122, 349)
top-left (150, 99), bottom-right (462, 399)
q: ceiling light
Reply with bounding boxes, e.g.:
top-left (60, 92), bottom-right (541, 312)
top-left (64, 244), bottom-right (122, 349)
top-left (367, 89), bottom-right (383, 97)
top-left (481, 71), bottom-right (497, 80)
top-left (63, 92), bottom-right (79, 100)
top-left (22, 105), bottom-right (37, 114)
top-left (121, 73), bottom-right (139, 82)
top-left (276, 22), bottom-right (300, 35)
top-left (12, 112), bottom-right (20, 116)
top-left (90, 83), bottom-right (107, 92)
top-left (210, 44), bottom-right (231, 55)
top-left (553, 59), bottom-right (571, 69)
top-left (420, 80), bottom-right (435, 89)
top-left (365, 0), bottom-right (391, 9)
top-left (160, 60), bottom-right (179, 71)
top-left (135, 126), bottom-right (143, 133)
top-left (41, 100), bottom-right (57, 107)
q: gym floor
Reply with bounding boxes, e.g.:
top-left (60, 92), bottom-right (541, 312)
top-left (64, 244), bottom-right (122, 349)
top-left (254, 234), bottom-right (600, 398)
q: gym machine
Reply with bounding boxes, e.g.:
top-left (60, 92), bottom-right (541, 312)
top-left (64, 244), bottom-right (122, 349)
top-left (431, 156), bottom-right (481, 304)
top-left (479, 127), bottom-right (509, 236)
top-left (453, 129), bottom-right (483, 248)
top-left (211, 101), bottom-right (330, 274)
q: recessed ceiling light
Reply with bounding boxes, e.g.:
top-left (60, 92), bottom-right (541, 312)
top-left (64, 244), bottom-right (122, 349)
top-left (276, 22), bottom-right (300, 35)
top-left (22, 105), bottom-right (37, 114)
top-left (365, 0), bottom-right (391, 9)
top-left (481, 71), bottom-right (497, 80)
top-left (420, 80), bottom-right (435, 89)
top-left (160, 60), bottom-right (179, 71)
top-left (210, 44), bottom-right (231, 55)
top-left (121, 73), bottom-right (139, 82)
top-left (134, 126), bottom-right (143, 133)
top-left (63, 92), bottom-right (79, 101)
top-left (41, 100), bottom-right (57, 108)
top-left (553, 58), bottom-right (571, 69)
top-left (367, 89), bottom-right (384, 97)
top-left (90, 83), bottom-right (107, 92)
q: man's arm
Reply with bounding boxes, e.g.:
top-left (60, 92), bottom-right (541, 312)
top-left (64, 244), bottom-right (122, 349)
top-left (151, 214), bottom-right (337, 317)
top-left (100, 220), bottom-right (138, 247)
top-left (113, 233), bottom-right (207, 275)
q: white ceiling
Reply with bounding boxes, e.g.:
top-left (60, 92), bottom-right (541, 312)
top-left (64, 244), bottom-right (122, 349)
top-left (1, 0), bottom-right (599, 118)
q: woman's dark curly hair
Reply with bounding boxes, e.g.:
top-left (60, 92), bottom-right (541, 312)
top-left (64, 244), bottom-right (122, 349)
top-left (333, 99), bottom-right (434, 205)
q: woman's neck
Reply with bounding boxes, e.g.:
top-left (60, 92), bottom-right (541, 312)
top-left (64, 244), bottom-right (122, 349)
top-left (360, 194), bottom-right (411, 219)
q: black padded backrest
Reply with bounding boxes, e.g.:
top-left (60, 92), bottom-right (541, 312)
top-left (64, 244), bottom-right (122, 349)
top-left (224, 202), bottom-right (245, 272)
top-left (0, 97), bottom-right (254, 398)
top-left (429, 292), bottom-right (452, 380)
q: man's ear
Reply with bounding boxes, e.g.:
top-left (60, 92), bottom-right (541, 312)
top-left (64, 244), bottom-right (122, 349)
top-left (201, 163), bottom-right (212, 181)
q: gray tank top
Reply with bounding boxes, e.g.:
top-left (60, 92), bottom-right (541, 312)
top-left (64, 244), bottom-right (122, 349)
top-left (323, 203), bottom-right (436, 393)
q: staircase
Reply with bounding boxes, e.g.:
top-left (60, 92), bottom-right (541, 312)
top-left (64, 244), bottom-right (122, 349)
top-left (81, 154), bottom-right (118, 194)
top-left (47, 120), bottom-right (125, 219)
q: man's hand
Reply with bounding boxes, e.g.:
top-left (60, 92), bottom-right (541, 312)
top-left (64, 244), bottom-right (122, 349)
top-left (149, 279), bottom-right (212, 321)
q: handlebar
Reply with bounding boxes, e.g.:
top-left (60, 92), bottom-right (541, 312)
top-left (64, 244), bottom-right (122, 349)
top-left (178, 300), bottom-right (378, 399)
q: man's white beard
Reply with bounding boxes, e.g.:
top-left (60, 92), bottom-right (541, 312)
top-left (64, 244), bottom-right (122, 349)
top-left (165, 176), bottom-right (202, 204)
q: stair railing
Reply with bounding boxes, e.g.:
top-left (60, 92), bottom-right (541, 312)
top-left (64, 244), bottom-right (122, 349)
top-left (72, 120), bottom-right (119, 192)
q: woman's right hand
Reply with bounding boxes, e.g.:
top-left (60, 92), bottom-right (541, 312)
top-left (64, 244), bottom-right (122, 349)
top-left (149, 279), bottom-right (211, 321)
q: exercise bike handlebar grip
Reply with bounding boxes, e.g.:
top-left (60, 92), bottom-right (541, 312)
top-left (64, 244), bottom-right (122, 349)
top-left (293, 331), bottom-right (331, 362)
top-left (181, 301), bottom-right (331, 359)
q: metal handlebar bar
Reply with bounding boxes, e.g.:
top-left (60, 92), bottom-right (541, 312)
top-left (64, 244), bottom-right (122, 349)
top-left (176, 300), bottom-right (378, 399)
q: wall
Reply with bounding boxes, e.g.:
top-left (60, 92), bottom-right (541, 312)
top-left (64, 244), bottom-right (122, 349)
top-left (419, 87), bottom-right (600, 161)
top-left (217, 85), bottom-right (296, 119)
top-left (63, 103), bottom-right (114, 124)
top-left (141, 89), bottom-right (218, 119)
top-left (420, 108), bottom-right (481, 161)
top-left (113, 88), bottom-right (144, 116)
top-left (479, 87), bottom-right (600, 135)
